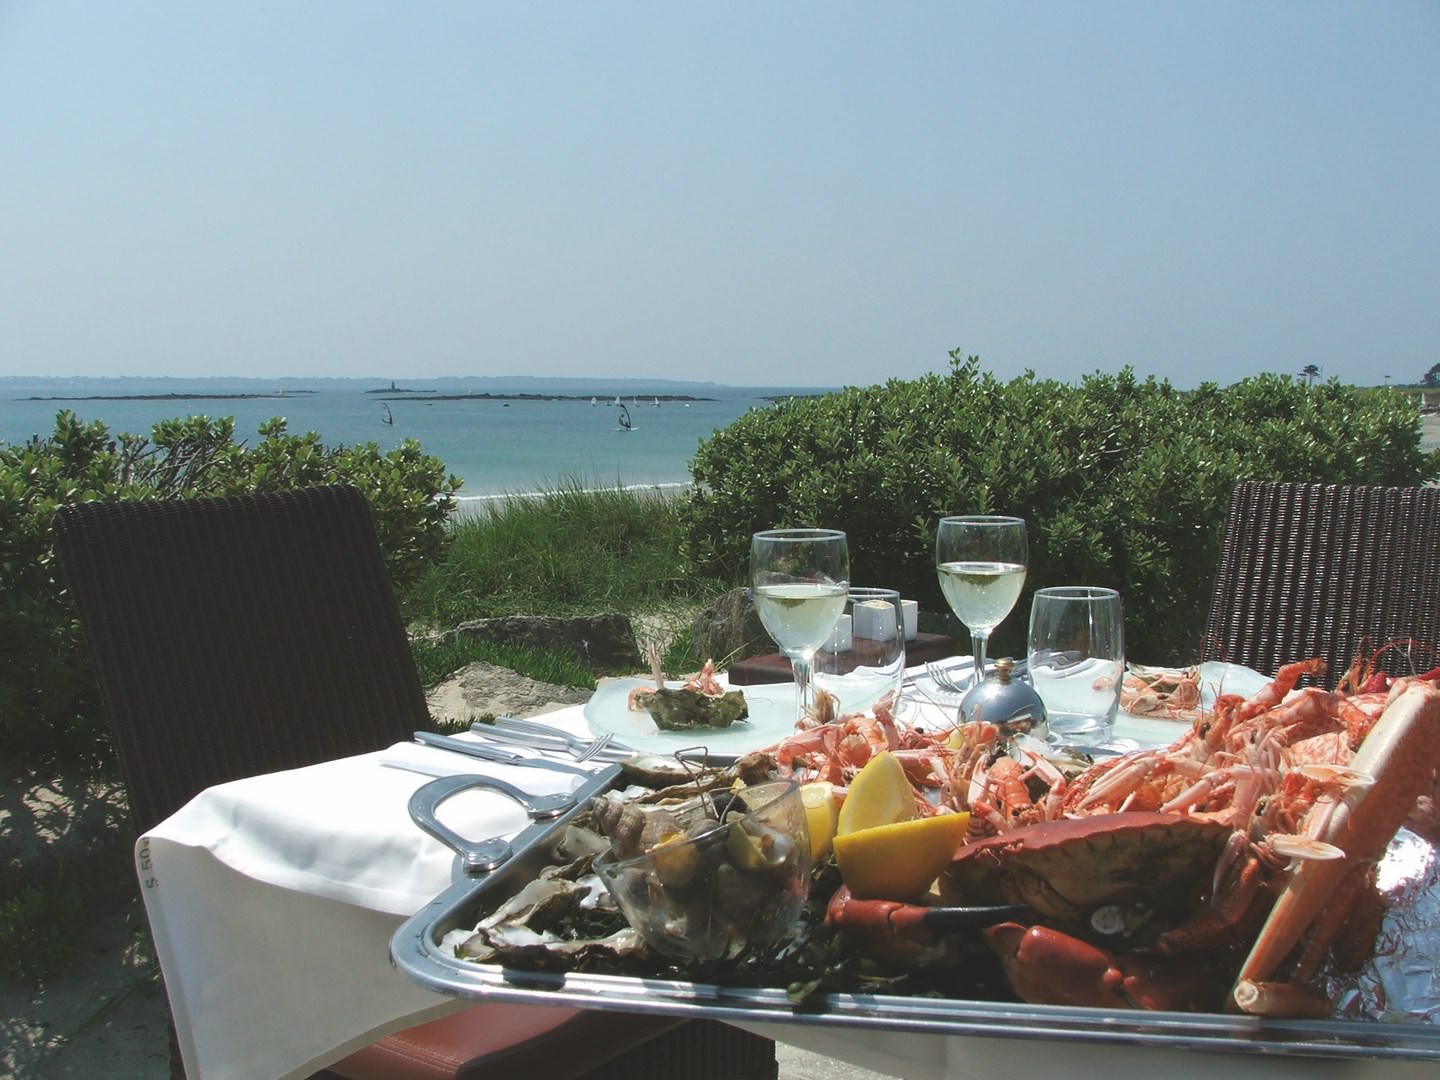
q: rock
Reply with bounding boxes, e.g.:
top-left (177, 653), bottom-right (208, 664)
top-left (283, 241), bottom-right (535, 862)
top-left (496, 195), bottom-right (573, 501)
top-left (426, 661), bottom-right (593, 727)
top-left (691, 587), bottom-right (772, 665)
top-left (447, 614), bottom-right (641, 673)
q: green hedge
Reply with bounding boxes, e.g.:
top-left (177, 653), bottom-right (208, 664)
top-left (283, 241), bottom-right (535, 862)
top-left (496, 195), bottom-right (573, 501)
top-left (678, 354), bottom-right (1440, 664)
top-left (1, 411), bottom-right (460, 777)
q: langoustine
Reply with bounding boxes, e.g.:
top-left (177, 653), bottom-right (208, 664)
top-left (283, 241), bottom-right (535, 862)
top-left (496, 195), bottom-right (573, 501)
top-left (811, 657), bottom-right (1440, 1016)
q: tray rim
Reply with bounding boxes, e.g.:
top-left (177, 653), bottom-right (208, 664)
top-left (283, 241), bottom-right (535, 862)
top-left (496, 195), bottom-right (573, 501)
top-left (390, 872), bottom-right (1440, 1064)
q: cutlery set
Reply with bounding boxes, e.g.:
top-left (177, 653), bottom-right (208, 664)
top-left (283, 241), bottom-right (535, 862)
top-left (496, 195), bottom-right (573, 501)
top-left (410, 719), bottom-right (640, 775)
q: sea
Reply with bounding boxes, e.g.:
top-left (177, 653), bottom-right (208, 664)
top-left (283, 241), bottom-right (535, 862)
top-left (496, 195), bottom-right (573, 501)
top-left (0, 376), bottom-right (829, 508)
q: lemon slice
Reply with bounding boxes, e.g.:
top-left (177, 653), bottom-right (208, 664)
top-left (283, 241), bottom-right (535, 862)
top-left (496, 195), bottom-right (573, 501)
top-left (833, 812), bottom-right (971, 900)
top-left (836, 750), bottom-right (915, 835)
top-left (800, 781), bottom-right (840, 860)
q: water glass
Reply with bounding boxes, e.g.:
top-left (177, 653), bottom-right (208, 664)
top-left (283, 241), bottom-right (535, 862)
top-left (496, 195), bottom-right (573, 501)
top-left (814, 588), bottom-right (906, 715)
top-left (1027, 586), bottom-right (1124, 742)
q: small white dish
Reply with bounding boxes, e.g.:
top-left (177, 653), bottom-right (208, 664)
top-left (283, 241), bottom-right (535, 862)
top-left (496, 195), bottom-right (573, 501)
top-left (585, 677), bottom-right (798, 755)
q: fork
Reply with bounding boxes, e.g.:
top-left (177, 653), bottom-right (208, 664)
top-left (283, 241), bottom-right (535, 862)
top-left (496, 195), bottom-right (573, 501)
top-left (926, 659), bottom-right (976, 695)
top-left (475, 718), bottom-right (620, 761)
top-left (929, 657), bottom-right (1030, 692)
top-left (494, 715), bottom-right (639, 755)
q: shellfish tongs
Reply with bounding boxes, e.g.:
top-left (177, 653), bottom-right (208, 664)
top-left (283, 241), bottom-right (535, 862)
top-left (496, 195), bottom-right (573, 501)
top-left (408, 764), bottom-right (624, 877)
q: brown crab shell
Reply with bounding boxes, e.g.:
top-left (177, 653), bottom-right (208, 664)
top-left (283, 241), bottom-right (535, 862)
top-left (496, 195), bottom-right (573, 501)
top-left (938, 811), bottom-right (1234, 932)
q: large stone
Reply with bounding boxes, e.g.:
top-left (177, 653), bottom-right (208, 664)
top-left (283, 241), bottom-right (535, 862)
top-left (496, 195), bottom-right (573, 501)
top-left (426, 660), bottom-right (593, 725)
top-left (448, 613), bottom-right (641, 673)
top-left (691, 587), bottom-right (772, 665)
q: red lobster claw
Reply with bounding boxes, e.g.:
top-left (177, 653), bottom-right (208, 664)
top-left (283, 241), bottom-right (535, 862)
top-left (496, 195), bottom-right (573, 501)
top-left (825, 886), bottom-right (1025, 969)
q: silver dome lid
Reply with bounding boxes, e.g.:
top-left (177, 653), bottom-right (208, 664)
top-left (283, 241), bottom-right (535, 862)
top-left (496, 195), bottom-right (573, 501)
top-left (958, 657), bottom-right (1048, 741)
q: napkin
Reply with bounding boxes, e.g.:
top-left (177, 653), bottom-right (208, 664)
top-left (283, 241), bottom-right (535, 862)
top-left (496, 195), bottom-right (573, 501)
top-left (144, 740), bottom-right (592, 916)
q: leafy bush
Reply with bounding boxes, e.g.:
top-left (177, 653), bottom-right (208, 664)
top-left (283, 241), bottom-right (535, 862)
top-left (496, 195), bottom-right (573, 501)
top-left (1, 411), bottom-right (460, 777)
top-left (679, 354), bottom-right (1440, 664)
top-left (0, 886), bottom-right (85, 984)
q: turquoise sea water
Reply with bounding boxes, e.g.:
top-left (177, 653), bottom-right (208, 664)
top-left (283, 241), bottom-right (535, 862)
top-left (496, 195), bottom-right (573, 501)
top-left (0, 376), bottom-right (824, 503)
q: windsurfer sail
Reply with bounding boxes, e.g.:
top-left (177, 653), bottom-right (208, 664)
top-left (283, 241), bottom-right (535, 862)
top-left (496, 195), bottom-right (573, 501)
top-left (617, 403), bottom-right (635, 431)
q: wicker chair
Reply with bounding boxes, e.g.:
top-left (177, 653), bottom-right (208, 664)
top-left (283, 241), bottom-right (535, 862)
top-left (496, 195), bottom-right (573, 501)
top-left (1201, 481), bottom-right (1440, 690)
top-left (53, 485), bottom-right (777, 1080)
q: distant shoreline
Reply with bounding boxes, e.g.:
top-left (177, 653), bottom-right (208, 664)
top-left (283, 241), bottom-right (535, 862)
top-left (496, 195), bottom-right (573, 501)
top-left (22, 392), bottom-right (318, 401)
top-left (19, 390), bottom-right (724, 404)
top-left (374, 392), bottom-right (715, 403)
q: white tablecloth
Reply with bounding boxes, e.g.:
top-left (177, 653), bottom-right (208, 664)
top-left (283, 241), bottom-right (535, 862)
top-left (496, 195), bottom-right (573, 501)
top-left (138, 667), bottom-right (1434, 1079)
top-left (141, 730), bottom-right (600, 1078)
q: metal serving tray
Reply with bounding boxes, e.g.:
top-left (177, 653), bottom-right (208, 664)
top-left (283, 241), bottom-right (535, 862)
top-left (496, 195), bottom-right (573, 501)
top-left (390, 772), bottom-right (1440, 1065)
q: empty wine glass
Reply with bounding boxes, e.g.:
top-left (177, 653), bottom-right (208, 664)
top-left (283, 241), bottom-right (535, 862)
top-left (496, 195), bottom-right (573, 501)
top-left (935, 516), bottom-right (1028, 690)
top-left (750, 529), bottom-right (850, 724)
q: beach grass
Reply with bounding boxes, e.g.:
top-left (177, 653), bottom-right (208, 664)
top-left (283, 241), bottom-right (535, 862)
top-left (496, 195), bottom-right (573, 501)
top-left (402, 479), bottom-right (735, 679)
top-left (409, 635), bottom-right (597, 690)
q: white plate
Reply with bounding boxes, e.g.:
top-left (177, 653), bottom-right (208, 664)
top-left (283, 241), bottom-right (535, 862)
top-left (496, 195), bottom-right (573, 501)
top-left (585, 678), bottom-right (798, 755)
top-left (1115, 661), bottom-right (1272, 745)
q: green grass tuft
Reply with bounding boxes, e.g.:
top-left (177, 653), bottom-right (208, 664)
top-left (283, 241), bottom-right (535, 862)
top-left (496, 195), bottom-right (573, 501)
top-left (401, 480), bottom-right (736, 673)
top-left (410, 635), bottom-right (596, 691)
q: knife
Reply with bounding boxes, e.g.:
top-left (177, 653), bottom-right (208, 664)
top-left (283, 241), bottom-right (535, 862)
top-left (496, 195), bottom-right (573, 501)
top-left (411, 731), bottom-right (596, 776)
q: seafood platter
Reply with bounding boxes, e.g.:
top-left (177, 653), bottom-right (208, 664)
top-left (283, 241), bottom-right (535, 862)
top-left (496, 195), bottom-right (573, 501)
top-left (391, 656), bottom-right (1440, 1063)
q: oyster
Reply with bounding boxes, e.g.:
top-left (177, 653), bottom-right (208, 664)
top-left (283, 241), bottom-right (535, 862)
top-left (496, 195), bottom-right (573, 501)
top-left (627, 656), bottom-right (749, 731)
top-left (639, 687), bottom-right (749, 731)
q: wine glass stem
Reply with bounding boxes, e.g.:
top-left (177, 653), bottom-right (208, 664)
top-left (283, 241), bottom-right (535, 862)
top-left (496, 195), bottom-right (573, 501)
top-left (971, 630), bottom-right (990, 690)
top-left (791, 651), bottom-right (815, 719)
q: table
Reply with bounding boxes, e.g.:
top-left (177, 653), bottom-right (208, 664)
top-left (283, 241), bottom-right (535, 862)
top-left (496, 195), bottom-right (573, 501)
top-left (138, 667), bottom-right (1436, 1080)
top-left (728, 632), bottom-right (959, 684)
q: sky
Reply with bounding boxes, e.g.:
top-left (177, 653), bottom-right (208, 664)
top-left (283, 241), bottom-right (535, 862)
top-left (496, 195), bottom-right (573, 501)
top-left (2, 2), bottom-right (1437, 389)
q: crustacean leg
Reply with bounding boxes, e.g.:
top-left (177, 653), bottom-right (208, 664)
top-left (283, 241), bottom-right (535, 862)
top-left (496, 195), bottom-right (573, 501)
top-left (1069, 749), bottom-right (1172, 813)
top-left (1234, 659), bottom-right (1328, 721)
top-left (1231, 682), bottom-right (1440, 1014)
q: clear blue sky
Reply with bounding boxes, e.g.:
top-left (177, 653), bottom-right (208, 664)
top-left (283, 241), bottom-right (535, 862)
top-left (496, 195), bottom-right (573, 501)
top-left (2, 2), bottom-right (1437, 388)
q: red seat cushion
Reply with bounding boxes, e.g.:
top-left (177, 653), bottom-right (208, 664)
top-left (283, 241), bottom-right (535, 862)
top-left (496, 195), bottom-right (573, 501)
top-left (330, 1003), bottom-right (681, 1080)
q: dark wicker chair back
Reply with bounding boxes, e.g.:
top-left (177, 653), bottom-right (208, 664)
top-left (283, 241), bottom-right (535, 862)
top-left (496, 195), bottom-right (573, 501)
top-left (53, 486), bottom-right (776, 1080)
top-left (54, 485), bottom-right (428, 832)
top-left (1202, 482), bottom-right (1440, 690)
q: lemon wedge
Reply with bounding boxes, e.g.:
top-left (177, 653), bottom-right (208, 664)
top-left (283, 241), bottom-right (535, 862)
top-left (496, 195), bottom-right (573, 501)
top-left (836, 750), bottom-right (915, 835)
top-left (833, 812), bottom-right (971, 900)
top-left (800, 781), bottom-right (840, 860)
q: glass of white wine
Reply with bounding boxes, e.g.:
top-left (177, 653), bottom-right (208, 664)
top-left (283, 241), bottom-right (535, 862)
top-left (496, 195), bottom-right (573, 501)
top-left (750, 528), bottom-right (850, 725)
top-left (935, 516), bottom-right (1028, 690)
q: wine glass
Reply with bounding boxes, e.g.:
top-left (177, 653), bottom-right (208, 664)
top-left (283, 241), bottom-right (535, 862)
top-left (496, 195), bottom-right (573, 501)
top-left (935, 516), bottom-right (1028, 690)
top-left (750, 529), bottom-right (850, 724)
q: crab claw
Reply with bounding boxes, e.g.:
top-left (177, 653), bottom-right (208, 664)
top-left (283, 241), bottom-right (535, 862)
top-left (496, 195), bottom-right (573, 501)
top-left (985, 923), bottom-right (1225, 1012)
top-left (825, 886), bottom-right (1025, 968)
